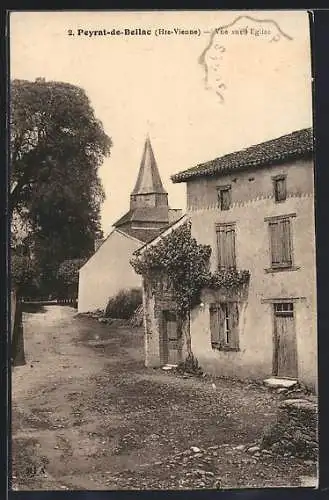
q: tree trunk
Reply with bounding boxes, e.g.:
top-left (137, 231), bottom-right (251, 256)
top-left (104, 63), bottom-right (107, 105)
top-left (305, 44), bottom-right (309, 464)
top-left (182, 310), bottom-right (192, 357)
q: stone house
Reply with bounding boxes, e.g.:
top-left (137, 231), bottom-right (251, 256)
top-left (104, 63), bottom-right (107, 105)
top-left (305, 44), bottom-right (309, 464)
top-left (139, 128), bottom-right (317, 390)
top-left (135, 215), bottom-right (189, 366)
top-left (78, 137), bottom-right (182, 313)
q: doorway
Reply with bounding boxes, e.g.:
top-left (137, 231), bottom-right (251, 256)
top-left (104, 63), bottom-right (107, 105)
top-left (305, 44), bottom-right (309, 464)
top-left (161, 310), bottom-right (181, 365)
top-left (273, 302), bottom-right (298, 378)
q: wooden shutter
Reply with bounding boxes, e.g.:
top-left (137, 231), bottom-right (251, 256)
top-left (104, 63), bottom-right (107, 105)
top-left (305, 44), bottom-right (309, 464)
top-left (217, 225), bottom-right (236, 269)
top-left (269, 218), bottom-right (292, 267)
top-left (269, 221), bottom-right (281, 266)
top-left (216, 228), bottom-right (224, 269)
top-left (226, 226), bottom-right (236, 268)
top-left (218, 303), bottom-right (227, 346)
top-left (221, 188), bottom-right (231, 210)
top-left (230, 302), bottom-right (240, 349)
top-left (210, 306), bottom-right (220, 346)
top-left (274, 178), bottom-right (287, 202)
top-left (281, 219), bottom-right (292, 265)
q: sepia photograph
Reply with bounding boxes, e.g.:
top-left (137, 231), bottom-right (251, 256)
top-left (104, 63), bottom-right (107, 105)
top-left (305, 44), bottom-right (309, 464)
top-left (9, 10), bottom-right (317, 490)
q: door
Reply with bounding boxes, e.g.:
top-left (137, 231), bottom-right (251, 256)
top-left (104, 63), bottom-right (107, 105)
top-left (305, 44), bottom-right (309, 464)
top-left (273, 302), bottom-right (297, 378)
top-left (162, 310), bottom-right (180, 365)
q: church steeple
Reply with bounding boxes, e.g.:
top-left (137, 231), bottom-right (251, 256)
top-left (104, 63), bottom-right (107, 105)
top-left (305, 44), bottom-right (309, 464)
top-left (130, 136), bottom-right (168, 209)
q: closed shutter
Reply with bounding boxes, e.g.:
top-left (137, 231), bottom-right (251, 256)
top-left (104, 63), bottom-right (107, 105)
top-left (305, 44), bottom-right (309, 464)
top-left (269, 221), bottom-right (281, 266)
top-left (210, 306), bottom-right (219, 346)
top-left (217, 225), bottom-right (236, 269)
top-left (218, 303), bottom-right (227, 346)
top-left (269, 219), bottom-right (292, 267)
top-left (274, 178), bottom-right (287, 202)
top-left (226, 227), bottom-right (236, 268)
top-left (281, 219), bottom-right (292, 265)
top-left (217, 228), bottom-right (224, 269)
top-left (230, 302), bottom-right (240, 349)
top-left (221, 188), bottom-right (231, 210)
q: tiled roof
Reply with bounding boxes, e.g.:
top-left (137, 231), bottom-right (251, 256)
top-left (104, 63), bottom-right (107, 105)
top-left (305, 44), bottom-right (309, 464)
top-left (119, 227), bottom-right (166, 244)
top-left (171, 128), bottom-right (313, 183)
top-left (134, 215), bottom-right (188, 255)
top-left (114, 207), bottom-right (171, 227)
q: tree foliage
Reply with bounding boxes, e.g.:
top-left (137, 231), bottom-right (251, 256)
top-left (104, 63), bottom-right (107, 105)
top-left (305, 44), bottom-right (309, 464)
top-left (57, 258), bottom-right (87, 287)
top-left (131, 220), bottom-right (250, 319)
top-left (10, 78), bottom-right (112, 294)
top-left (131, 221), bottom-right (212, 318)
top-left (11, 253), bottom-right (39, 292)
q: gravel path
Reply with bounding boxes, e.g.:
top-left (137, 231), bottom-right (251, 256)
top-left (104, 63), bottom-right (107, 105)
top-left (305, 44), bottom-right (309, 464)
top-left (11, 306), bottom-right (317, 490)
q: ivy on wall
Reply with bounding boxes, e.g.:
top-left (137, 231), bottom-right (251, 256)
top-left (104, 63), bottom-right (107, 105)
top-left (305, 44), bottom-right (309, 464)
top-left (130, 220), bottom-right (250, 320)
top-left (131, 221), bottom-right (211, 319)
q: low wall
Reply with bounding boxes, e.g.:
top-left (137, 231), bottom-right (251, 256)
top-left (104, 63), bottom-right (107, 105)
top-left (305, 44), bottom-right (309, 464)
top-left (11, 291), bottom-right (26, 366)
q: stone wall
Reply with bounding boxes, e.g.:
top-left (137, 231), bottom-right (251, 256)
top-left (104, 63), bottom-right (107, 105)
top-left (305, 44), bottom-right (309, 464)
top-left (260, 398), bottom-right (318, 460)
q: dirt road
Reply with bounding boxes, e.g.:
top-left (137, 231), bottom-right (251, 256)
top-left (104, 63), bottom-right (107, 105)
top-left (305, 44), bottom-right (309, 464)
top-left (11, 306), bottom-right (317, 490)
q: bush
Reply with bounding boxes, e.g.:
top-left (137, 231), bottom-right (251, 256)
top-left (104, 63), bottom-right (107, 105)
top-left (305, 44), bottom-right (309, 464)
top-left (176, 353), bottom-right (203, 376)
top-left (104, 288), bottom-right (142, 319)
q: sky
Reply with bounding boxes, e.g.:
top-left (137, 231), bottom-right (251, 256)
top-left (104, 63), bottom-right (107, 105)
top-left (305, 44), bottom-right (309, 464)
top-left (10, 10), bottom-right (312, 236)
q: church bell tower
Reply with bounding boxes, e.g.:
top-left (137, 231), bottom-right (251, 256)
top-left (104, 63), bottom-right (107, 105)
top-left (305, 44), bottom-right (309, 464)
top-left (130, 136), bottom-right (169, 210)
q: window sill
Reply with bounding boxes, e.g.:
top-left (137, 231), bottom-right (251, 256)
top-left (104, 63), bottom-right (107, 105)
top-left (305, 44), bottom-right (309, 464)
top-left (211, 343), bottom-right (239, 352)
top-left (265, 266), bottom-right (300, 274)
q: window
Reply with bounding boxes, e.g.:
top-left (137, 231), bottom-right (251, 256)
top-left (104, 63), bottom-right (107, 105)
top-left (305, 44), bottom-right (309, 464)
top-left (273, 175), bottom-right (287, 202)
top-left (267, 216), bottom-right (294, 269)
top-left (274, 302), bottom-right (294, 316)
top-left (217, 185), bottom-right (232, 210)
top-left (210, 302), bottom-right (239, 350)
top-left (216, 223), bottom-right (236, 269)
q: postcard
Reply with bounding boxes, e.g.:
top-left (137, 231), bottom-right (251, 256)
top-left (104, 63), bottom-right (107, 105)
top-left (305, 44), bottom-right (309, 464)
top-left (9, 10), bottom-right (317, 490)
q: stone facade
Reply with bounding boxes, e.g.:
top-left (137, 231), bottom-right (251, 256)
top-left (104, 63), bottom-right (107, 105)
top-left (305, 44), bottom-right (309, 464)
top-left (143, 129), bottom-right (317, 391)
top-left (170, 130), bottom-right (317, 391)
top-left (186, 158), bottom-right (317, 390)
top-left (143, 276), bottom-right (188, 367)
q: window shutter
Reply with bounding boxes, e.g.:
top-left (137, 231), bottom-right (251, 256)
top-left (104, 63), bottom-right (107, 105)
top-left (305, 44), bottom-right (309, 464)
top-left (275, 178), bottom-right (287, 202)
top-left (221, 188), bottom-right (231, 210)
top-left (218, 303), bottom-right (227, 346)
top-left (210, 306), bottom-right (219, 346)
top-left (269, 221), bottom-right (281, 265)
top-left (281, 219), bottom-right (292, 264)
top-left (230, 302), bottom-right (240, 348)
top-left (226, 227), bottom-right (236, 268)
top-left (217, 228), bottom-right (224, 269)
top-left (217, 225), bottom-right (236, 269)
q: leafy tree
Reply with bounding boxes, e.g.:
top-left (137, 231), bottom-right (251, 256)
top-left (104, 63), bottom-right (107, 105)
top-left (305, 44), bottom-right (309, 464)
top-left (10, 78), bottom-right (112, 294)
top-left (57, 258), bottom-right (87, 299)
top-left (11, 253), bottom-right (39, 294)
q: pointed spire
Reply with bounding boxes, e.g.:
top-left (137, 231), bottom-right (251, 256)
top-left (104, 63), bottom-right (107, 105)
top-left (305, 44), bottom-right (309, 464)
top-left (131, 136), bottom-right (167, 195)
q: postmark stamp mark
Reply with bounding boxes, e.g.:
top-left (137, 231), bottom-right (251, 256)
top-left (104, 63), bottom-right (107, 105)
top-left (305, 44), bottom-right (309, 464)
top-left (199, 15), bottom-right (293, 103)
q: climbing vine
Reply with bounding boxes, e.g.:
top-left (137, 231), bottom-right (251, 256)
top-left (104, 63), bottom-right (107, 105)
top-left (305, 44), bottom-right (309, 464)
top-left (131, 221), bottom-right (211, 319)
top-left (208, 268), bottom-right (250, 290)
top-left (130, 220), bottom-right (250, 319)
